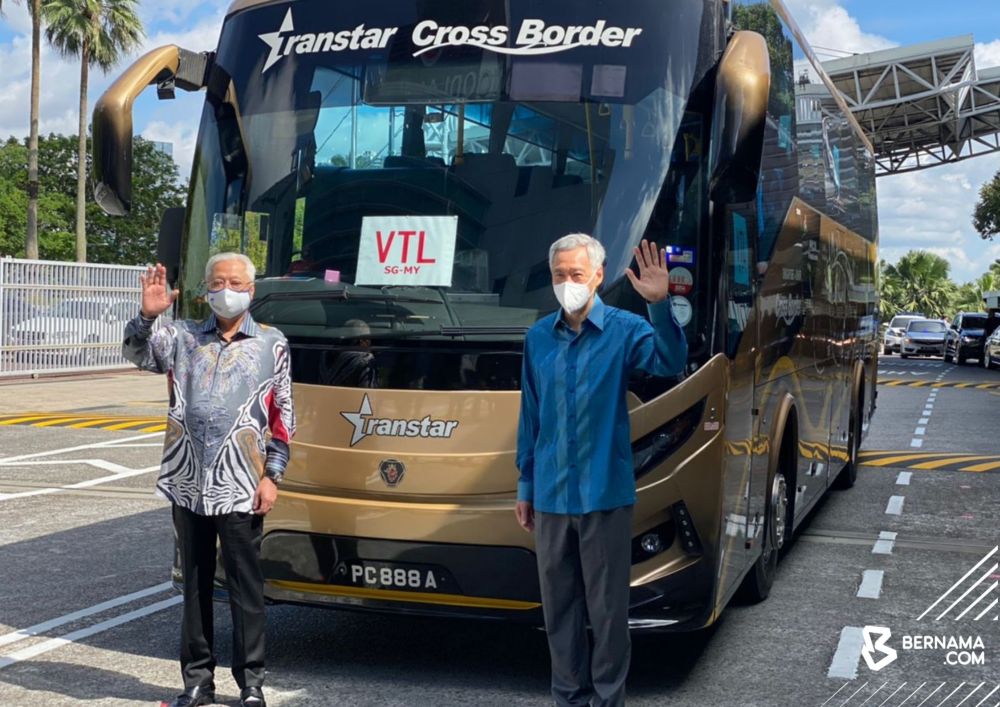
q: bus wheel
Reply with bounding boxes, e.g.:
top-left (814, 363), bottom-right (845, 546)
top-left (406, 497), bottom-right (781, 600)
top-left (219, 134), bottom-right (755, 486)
top-left (737, 472), bottom-right (787, 603)
top-left (835, 392), bottom-right (863, 489)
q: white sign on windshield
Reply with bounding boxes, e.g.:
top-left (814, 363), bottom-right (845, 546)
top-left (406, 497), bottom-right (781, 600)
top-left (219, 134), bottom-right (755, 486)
top-left (355, 216), bottom-right (458, 288)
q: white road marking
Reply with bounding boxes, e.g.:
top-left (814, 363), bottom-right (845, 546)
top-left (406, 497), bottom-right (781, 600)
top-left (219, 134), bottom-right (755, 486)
top-left (0, 595), bottom-right (181, 669)
top-left (897, 472), bottom-right (912, 485)
top-left (915, 427), bottom-right (927, 436)
top-left (858, 570), bottom-right (885, 599)
top-left (886, 496), bottom-right (905, 515)
top-left (0, 432), bottom-right (163, 465)
top-left (911, 438), bottom-right (924, 448)
top-left (827, 626), bottom-right (864, 679)
top-left (919, 418), bottom-right (930, 425)
top-left (0, 582), bottom-right (171, 648)
top-left (873, 531), bottom-right (898, 555)
top-left (0, 464), bottom-right (159, 501)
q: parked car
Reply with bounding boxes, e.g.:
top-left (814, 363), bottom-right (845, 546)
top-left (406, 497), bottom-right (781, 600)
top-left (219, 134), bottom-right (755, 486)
top-left (9, 297), bottom-right (137, 366)
top-left (883, 312), bottom-right (925, 354)
top-left (943, 312), bottom-right (989, 365)
top-left (900, 318), bottom-right (948, 359)
top-left (984, 327), bottom-right (1000, 370)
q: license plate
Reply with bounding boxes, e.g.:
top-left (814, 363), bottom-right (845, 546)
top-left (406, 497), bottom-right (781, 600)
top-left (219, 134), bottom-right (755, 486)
top-left (336, 560), bottom-right (450, 592)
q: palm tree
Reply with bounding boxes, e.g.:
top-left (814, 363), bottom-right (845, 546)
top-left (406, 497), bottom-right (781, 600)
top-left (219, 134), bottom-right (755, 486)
top-left (0, 0), bottom-right (42, 260)
top-left (42, 0), bottom-right (143, 263)
top-left (882, 251), bottom-right (957, 319)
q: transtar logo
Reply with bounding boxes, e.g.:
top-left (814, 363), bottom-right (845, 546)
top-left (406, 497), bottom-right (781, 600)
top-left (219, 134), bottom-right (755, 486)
top-left (340, 394), bottom-right (459, 447)
top-left (258, 9), bottom-right (643, 74)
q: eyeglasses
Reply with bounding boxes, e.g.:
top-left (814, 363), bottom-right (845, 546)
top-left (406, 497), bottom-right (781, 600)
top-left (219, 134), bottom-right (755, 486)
top-left (206, 278), bottom-right (252, 292)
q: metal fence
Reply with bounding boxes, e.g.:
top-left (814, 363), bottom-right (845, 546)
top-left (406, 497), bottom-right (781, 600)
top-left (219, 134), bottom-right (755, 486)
top-left (0, 257), bottom-right (157, 378)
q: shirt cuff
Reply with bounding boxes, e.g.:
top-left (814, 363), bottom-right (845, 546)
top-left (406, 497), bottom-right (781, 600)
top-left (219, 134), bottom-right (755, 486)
top-left (647, 298), bottom-right (675, 327)
top-left (516, 479), bottom-right (533, 503)
top-left (265, 441), bottom-right (290, 475)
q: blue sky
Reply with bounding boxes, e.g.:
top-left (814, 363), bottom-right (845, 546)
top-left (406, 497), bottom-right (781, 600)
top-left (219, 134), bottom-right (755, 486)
top-left (1, 0), bottom-right (999, 282)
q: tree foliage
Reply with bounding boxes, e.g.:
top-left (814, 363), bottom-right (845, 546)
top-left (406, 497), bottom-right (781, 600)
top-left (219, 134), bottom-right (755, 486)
top-left (0, 134), bottom-right (184, 263)
top-left (879, 251), bottom-right (1000, 321)
top-left (973, 170), bottom-right (1000, 240)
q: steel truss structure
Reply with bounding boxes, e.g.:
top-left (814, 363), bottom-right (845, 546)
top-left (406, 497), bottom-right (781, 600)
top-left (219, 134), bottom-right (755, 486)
top-left (820, 36), bottom-right (1000, 176)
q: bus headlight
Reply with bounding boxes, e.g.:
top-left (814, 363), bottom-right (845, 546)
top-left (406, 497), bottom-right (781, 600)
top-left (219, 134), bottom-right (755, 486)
top-left (632, 399), bottom-right (706, 479)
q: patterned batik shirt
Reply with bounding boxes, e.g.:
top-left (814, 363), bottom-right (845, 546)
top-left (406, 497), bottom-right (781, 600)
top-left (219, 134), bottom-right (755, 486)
top-left (122, 312), bottom-right (296, 515)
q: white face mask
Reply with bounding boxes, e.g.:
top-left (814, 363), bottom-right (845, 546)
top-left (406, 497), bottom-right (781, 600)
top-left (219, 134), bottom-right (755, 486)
top-left (207, 287), bottom-right (252, 320)
top-left (553, 273), bottom-right (596, 314)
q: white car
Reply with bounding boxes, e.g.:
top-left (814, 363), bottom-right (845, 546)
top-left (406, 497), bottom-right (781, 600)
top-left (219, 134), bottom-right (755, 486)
top-left (900, 319), bottom-right (948, 359)
top-left (10, 298), bottom-right (138, 366)
top-left (883, 313), bottom-right (925, 354)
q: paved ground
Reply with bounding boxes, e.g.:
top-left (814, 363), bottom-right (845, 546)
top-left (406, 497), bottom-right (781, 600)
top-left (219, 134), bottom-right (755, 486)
top-left (0, 356), bottom-right (997, 706)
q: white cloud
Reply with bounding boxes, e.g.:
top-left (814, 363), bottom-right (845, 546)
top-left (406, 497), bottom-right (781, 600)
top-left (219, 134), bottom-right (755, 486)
top-left (878, 157), bottom-right (1000, 283)
top-left (0, 2), bottom-right (222, 175)
top-left (785, 0), bottom-right (897, 56)
top-left (139, 117), bottom-right (199, 182)
top-left (976, 39), bottom-right (1000, 70)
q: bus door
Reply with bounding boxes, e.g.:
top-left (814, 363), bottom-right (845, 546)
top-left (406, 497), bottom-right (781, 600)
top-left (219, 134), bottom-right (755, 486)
top-left (720, 205), bottom-right (761, 587)
top-left (826, 226), bottom-right (852, 475)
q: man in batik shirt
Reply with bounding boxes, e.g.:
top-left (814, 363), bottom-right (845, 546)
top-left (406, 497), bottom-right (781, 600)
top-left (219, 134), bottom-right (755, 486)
top-left (123, 252), bottom-right (295, 707)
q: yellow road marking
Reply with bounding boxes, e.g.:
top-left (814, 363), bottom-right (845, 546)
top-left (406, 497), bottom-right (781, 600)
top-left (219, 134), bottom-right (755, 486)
top-left (137, 425), bottom-right (167, 433)
top-left (67, 418), bottom-right (140, 429)
top-left (33, 416), bottom-right (95, 428)
top-left (860, 452), bottom-right (959, 467)
top-left (910, 456), bottom-right (1000, 470)
top-left (960, 460), bottom-right (1000, 472)
top-left (0, 415), bottom-right (59, 425)
top-left (102, 419), bottom-right (165, 431)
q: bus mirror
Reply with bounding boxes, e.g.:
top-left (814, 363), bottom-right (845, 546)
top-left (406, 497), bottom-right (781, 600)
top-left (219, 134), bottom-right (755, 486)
top-left (92, 46), bottom-right (209, 216)
top-left (708, 31), bottom-right (770, 204)
top-left (156, 207), bottom-right (186, 287)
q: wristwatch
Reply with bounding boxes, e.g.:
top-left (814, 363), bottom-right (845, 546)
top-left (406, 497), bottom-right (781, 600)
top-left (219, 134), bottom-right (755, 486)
top-left (264, 469), bottom-right (284, 485)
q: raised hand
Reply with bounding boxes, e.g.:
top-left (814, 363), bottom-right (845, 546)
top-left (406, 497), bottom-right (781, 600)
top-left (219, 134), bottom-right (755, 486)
top-left (624, 239), bottom-right (670, 303)
top-left (140, 263), bottom-right (179, 319)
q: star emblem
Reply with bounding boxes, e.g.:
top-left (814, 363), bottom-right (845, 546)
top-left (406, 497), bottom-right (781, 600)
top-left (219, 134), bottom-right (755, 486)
top-left (258, 8), bottom-right (294, 74)
top-left (341, 394), bottom-right (373, 447)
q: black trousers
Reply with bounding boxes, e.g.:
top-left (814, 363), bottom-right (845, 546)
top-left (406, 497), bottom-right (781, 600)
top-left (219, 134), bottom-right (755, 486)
top-left (535, 507), bottom-right (633, 707)
top-left (172, 505), bottom-right (266, 690)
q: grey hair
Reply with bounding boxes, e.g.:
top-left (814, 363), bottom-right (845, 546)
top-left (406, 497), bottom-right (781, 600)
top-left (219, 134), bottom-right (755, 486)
top-left (548, 233), bottom-right (606, 271)
top-left (205, 252), bottom-right (256, 282)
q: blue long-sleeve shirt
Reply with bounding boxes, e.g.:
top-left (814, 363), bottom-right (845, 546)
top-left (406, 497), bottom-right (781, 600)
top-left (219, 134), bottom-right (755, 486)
top-left (516, 294), bottom-right (688, 514)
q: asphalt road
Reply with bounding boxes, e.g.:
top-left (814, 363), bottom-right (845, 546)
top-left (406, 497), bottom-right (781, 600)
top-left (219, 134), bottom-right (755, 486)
top-left (0, 355), bottom-right (997, 707)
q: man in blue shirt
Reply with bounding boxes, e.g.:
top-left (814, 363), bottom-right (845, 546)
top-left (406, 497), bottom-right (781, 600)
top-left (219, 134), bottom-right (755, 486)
top-left (516, 234), bottom-right (687, 707)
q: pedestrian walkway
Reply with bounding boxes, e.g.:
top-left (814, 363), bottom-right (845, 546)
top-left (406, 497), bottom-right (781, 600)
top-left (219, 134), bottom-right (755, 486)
top-left (0, 371), bottom-right (167, 416)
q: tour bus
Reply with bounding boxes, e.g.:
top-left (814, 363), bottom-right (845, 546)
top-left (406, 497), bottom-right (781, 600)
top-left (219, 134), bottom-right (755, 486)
top-left (93, 0), bottom-right (878, 629)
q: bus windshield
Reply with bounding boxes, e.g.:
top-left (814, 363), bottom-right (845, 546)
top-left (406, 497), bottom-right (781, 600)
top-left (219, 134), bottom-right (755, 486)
top-left (181, 0), bottom-right (711, 359)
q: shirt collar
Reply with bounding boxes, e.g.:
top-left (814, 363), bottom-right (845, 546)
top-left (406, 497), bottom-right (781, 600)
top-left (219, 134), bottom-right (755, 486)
top-left (553, 293), bottom-right (606, 332)
top-left (202, 312), bottom-right (260, 338)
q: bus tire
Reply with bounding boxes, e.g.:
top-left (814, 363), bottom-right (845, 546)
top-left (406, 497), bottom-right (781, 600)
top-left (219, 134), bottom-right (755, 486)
top-left (737, 470), bottom-right (787, 603)
top-left (834, 381), bottom-right (864, 490)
